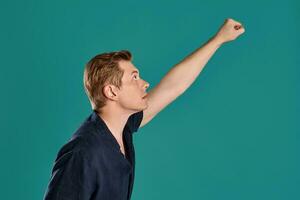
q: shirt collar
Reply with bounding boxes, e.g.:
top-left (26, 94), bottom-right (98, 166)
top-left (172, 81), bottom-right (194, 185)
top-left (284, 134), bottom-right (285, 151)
top-left (90, 110), bottom-right (108, 135)
top-left (90, 110), bottom-right (122, 150)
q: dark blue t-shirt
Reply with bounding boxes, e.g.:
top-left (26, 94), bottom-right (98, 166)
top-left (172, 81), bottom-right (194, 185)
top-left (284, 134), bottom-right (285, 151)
top-left (43, 110), bottom-right (144, 200)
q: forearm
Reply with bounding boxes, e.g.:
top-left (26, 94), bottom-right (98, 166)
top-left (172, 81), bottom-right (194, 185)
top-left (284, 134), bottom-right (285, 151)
top-left (160, 36), bottom-right (224, 94)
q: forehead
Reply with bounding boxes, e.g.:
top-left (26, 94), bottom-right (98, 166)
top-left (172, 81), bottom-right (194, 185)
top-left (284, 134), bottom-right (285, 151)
top-left (118, 60), bottom-right (139, 75)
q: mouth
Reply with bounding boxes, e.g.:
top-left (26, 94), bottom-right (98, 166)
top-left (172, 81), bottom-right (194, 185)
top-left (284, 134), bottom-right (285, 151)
top-left (142, 94), bottom-right (148, 99)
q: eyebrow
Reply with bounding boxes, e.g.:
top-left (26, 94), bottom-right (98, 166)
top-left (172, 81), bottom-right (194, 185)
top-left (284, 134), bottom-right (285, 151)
top-left (131, 70), bottom-right (139, 75)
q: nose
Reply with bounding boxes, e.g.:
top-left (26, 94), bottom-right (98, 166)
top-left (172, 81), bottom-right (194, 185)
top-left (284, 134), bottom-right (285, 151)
top-left (143, 80), bottom-right (150, 90)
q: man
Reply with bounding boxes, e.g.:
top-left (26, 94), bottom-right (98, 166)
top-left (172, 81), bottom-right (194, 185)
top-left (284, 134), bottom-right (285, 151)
top-left (44, 18), bottom-right (245, 200)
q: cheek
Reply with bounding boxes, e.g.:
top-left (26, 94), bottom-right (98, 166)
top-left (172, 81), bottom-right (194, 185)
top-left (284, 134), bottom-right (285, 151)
top-left (123, 84), bottom-right (140, 97)
top-left (119, 88), bottom-right (140, 104)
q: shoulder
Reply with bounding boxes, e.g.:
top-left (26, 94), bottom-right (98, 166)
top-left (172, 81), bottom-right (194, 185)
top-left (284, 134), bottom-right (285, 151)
top-left (125, 110), bottom-right (144, 133)
top-left (55, 121), bottom-right (104, 162)
top-left (55, 134), bottom-right (96, 163)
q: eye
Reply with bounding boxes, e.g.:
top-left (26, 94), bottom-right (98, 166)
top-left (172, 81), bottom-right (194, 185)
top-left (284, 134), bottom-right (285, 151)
top-left (133, 74), bottom-right (139, 80)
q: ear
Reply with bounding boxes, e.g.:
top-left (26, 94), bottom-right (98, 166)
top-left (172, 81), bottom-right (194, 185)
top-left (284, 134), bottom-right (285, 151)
top-left (102, 84), bottom-right (119, 101)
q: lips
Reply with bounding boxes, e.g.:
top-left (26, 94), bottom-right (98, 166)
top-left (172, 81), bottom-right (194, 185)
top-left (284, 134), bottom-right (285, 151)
top-left (142, 94), bottom-right (148, 99)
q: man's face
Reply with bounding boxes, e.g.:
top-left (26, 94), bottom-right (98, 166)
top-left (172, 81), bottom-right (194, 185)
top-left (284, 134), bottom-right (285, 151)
top-left (117, 60), bottom-right (150, 112)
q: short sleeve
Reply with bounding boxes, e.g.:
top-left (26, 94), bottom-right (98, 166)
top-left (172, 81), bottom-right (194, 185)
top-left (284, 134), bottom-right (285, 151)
top-left (126, 110), bottom-right (144, 133)
top-left (43, 150), bottom-right (96, 200)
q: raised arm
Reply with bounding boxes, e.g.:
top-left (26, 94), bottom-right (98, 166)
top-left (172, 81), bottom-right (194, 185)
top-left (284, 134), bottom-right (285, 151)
top-left (140, 18), bottom-right (245, 127)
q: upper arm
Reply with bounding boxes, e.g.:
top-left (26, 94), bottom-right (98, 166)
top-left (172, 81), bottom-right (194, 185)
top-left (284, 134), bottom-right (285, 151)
top-left (140, 82), bottom-right (184, 128)
top-left (44, 150), bottom-right (95, 200)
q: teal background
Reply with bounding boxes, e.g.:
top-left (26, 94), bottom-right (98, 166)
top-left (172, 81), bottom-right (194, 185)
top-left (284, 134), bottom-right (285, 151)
top-left (0, 0), bottom-right (299, 199)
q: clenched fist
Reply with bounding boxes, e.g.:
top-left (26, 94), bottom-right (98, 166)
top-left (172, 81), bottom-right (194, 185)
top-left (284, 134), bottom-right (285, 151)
top-left (214, 18), bottom-right (245, 44)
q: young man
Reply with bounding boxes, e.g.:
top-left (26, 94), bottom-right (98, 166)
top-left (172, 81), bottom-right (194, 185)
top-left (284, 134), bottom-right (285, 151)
top-left (44, 18), bottom-right (245, 200)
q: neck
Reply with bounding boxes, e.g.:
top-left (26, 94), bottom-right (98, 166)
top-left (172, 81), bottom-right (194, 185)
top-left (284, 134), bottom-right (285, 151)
top-left (97, 105), bottom-right (134, 144)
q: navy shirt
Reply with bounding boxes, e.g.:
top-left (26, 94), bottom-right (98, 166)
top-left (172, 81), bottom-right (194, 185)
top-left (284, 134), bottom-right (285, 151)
top-left (43, 110), bottom-right (144, 200)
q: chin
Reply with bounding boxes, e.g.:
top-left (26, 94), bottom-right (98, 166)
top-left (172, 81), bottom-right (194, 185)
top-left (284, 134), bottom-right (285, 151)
top-left (129, 98), bottom-right (148, 112)
top-left (136, 103), bottom-right (148, 112)
top-left (131, 103), bottom-right (147, 112)
top-left (143, 99), bottom-right (148, 107)
top-left (143, 104), bottom-right (148, 110)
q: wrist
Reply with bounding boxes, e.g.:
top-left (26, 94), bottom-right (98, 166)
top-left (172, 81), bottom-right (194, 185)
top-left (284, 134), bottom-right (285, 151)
top-left (211, 35), bottom-right (225, 47)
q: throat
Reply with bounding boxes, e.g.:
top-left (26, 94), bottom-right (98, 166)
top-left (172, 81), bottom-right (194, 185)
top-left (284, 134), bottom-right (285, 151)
top-left (120, 144), bottom-right (126, 157)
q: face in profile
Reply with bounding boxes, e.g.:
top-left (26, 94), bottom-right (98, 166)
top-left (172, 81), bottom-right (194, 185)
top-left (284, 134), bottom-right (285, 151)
top-left (116, 60), bottom-right (150, 112)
